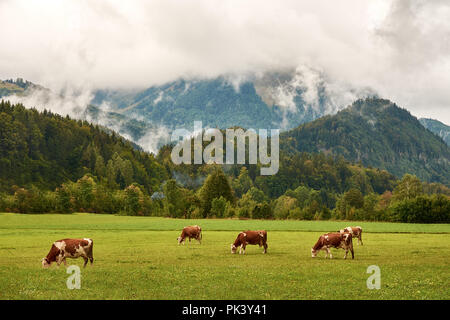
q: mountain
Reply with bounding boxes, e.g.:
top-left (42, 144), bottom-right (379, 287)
top-left (1, 72), bottom-right (375, 152)
top-left (2, 78), bottom-right (449, 188)
top-left (281, 98), bottom-right (450, 186)
top-left (92, 70), bottom-right (375, 131)
top-left (0, 79), bottom-right (167, 153)
top-left (419, 118), bottom-right (450, 146)
top-left (0, 78), bottom-right (48, 98)
top-left (0, 100), bottom-right (168, 193)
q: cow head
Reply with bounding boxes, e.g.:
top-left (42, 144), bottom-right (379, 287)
top-left (41, 258), bottom-right (51, 268)
top-left (177, 237), bottom-right (184, 245)
top-left (311, 248), bottom-right (318, 258)
top-left (231, 244), bottom-right (237, 254)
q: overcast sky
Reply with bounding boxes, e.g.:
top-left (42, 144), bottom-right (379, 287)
top-left (0, 0), bottom-right (449, 123)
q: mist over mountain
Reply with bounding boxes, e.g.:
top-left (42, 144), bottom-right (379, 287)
top-left (2, 67), bottom-right (376, 153)
top-left (0, 79), bottom-right (168, 154)
top-left (2, 76), bottom-right (450, 188)
top-left (92, 68), bottom-right (376, 131)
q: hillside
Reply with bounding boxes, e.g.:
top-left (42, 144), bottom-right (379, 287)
top-left (0, 78), bottom-right (48, 98)
top-left (0, 100), bottom-right (168, 193)
top-left (419, 118), bottom-right (450, 146)
top-left (92, 71), bottom-right (373, 131)
top-left (281, 98), bottom-right (450, 186)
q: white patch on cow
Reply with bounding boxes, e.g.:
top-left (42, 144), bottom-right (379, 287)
top-left (75, 245), bottom-right (86, 257)
top-left (54, 241), bottom-right (66, 250)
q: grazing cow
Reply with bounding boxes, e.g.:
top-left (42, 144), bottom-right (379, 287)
top-left (177, 225), bottom-right (202, 245)
top-left (231, 230), bottom-right (268, 254)
top-left (42, 238), bottom-right (94, 268)
top-left (311, 232), bottom-right (354, 259)
top-left (339, 226), bottom-right (363, 245)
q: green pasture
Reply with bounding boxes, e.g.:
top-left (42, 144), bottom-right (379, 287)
top-left (0, 213), bottom-right (448, 300)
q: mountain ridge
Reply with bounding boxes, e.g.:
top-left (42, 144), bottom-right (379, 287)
top-left (280, 98), bottom-right (450, 185)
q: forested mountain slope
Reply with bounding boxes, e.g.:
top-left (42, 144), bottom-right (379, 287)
top-left (0, 100), bottom-right (168, 193)
top-left (281, 98), bottom-right (450, 185)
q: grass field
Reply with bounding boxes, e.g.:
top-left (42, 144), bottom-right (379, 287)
top-left (0, 213), bottom-right (449, 300)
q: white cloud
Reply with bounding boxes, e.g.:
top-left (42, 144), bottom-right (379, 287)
top-left (0, 0), bottom-right (449, 122)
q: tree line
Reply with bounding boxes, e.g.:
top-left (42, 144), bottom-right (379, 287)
top-left (0, 100), bottom-right (449, 223)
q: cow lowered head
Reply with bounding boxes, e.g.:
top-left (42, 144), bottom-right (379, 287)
top-left (42, 238), bottom-right (94, 268)
top-left (177, 225), bottom-right (202, 245)
top-left (41, 257), bottom-right (51, 268)
top-left (231, 230), bottom-right (268, 254)
top-left (311, 232), bottom-right (354, 259)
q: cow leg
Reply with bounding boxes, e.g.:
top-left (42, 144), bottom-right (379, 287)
top-left (328, 248), bottom-right (333, 259)
top-left (359, 235), bottom-right (363, 245)
top-left (263, 243), bottom-right (267, 254)
top-left (344, 249), bottom-right (348, 259)
top-left (83, 257), bottom-right (88, 268)
top-left (56, 254), bottom-right (63, 267)
top-left (87, 247), bottom-right (94, 265)
top-left (239, 244), bottom-right (243, 254)
top-left (242, 244), bottom-right (246, 255)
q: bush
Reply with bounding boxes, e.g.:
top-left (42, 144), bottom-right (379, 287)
top-left (254, 202), bottom-right (273, 219)
top-left (389, 195), bottom-right (450, 223)
top-left (211, 197), bottom-right (228, 218)
top-left (238, 207), bottom-right (250, 219)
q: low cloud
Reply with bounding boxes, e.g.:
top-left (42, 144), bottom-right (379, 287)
top-left (0, 0), bottom-right (449, 122)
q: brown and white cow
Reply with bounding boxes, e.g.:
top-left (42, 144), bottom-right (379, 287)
top-left (42, 238), bottom-right (94, 268)
top-left (339, 226), bottom-right (363, 245)
top-left (231, 230), bottom-right (268, 254)
top-left (177, 225), bottom-right (202, 245)
top-left (311, 232), bottom-right (354, 259)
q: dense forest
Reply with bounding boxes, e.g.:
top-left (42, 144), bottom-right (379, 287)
top-left (280, 98), bottom-right (450, 185)
top-left (0, 100), bottom-right (168, 193)
top-left (0, 100), bottom-right (449, 223)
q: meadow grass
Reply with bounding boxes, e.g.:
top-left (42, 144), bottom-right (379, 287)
top-left (0, 213), bottom-right (448, 300)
